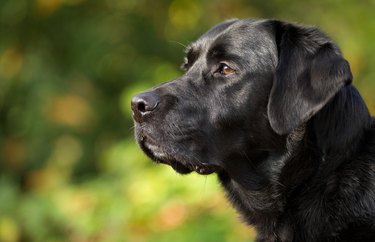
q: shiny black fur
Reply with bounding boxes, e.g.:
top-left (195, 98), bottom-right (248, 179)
top-left (131, 19), bottom-right (375, 242)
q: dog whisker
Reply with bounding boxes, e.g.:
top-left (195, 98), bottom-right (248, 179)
top-left (168, 40), bottom-right (187, 48)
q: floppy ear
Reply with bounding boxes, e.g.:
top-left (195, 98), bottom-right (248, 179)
top-left (267, 21), bottom-right (352, 135)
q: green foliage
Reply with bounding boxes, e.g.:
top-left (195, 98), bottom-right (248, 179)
top-left (0, 0), bottom-right (374, 241)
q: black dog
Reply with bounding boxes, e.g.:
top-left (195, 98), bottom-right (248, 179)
top-left (131, 19), bottom-right (375, 242)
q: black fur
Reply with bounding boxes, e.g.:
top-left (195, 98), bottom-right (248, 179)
top-left (131, 19), bottom-right (375, 242)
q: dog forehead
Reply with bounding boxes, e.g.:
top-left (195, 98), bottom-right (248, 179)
top-left (188, 19), bottom-right (275, 58)
top-left (199, 19), bottom-right (264, 40)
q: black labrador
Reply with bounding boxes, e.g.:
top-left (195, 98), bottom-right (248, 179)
top-left (131, 19), bottom-right (375, 242)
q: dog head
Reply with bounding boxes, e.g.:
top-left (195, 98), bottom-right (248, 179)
top-left (131, 19), bottom-right (352, 175)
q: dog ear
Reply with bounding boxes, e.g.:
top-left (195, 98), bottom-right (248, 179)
top-left (267, 21), bottom-right (352, 135)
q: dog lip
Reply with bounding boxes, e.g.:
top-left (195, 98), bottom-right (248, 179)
top-left (138, 136), bottom-right (161, 162)
top-left (195, 163), bottom-right (221, 175)
top-left (196, 167), bottom-right (214, 175)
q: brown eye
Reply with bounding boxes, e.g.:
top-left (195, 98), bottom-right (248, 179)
top-left (218, 63), bottom-right (235, 76)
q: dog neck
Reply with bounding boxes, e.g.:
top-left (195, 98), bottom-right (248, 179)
top-left (217, 85), bottom-right (372, 228)
top-left (217, 125), bottom-right (306, 210)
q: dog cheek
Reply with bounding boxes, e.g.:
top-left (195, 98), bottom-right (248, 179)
top-left (207, 105), bottom-right (233, 129)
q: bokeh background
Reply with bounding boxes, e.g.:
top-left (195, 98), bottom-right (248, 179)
top-left (0, 0), bottom-right (374, 241)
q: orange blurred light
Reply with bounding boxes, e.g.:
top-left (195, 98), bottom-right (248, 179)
top-left (35, 0), bottom-right (62, 16)
top-left (0, 48), bottom-right (23, 79)
top-left (46, 94), bottom-right (92, 128)
top-left (152, 201), bottom-right (188, 231)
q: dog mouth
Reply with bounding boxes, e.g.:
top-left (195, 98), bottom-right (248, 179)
top-left (137, 135), bottom-right (220, 175)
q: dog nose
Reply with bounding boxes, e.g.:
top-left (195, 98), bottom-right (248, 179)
top-left (131, 91), bottom-right (160, 122)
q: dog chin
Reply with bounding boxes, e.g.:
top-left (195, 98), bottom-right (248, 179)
top-left (138, 138), bottom-right (218, 175)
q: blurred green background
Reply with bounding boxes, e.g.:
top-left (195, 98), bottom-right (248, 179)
top-left (0, 0), bottom-right (374, 241)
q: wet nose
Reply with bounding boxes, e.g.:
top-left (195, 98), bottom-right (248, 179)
top-left (131, 91), bottom-right (160, 122)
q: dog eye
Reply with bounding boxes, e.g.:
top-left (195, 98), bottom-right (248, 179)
top-left (217, 63), bottom-right (235, 76)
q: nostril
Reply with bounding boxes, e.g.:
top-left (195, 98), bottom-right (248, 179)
top-left (131, 91), bottom-right (161, 121)
top-left (137, 101), bottom-right (146, 113)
